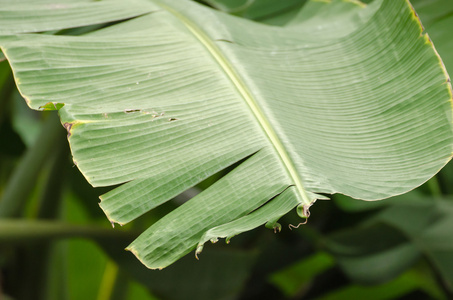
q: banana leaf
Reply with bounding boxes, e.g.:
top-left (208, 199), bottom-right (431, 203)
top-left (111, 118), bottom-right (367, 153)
top-left (0, 0), bottom-right (452, 269)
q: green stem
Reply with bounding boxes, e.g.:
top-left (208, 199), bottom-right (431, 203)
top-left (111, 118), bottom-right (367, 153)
top-left (0, 113), bottom-right (64, 218)
top-left (0, 219), bottom-right (136, 243)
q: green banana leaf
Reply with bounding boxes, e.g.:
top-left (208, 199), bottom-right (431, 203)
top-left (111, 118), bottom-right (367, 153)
top-left (0, 0), bottom-right (452, 269)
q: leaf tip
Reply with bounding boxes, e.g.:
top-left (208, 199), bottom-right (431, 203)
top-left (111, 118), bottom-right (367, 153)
top-left (296, 202), bottom-right (312, 219)
top-left (265, 220), bottom-right (282, 233)
top-left (98, 201), bottom-right (125, 228)
top-left (195, 241), bottom-right (210, 260)
top-left (126, 244), bottom-right (164, 270)
top-left (289, 202), bottom-right (313, 229)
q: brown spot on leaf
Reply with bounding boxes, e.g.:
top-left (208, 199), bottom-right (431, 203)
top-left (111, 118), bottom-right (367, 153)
top-left (124, 109), bottom-right (141, 113)
top-left (63, 122), bottom-right (73, 138)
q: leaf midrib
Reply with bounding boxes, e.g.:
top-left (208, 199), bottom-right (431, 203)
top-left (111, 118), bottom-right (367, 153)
top-left (157, 1), bottom-right (312, 207)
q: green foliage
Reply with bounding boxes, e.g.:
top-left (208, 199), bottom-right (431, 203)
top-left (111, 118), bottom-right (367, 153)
top-left (1, 0), bottom-right (453, 299)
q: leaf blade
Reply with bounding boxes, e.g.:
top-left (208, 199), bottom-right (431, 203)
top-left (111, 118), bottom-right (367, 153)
top-left (1, 0), bottom-right (452, 269)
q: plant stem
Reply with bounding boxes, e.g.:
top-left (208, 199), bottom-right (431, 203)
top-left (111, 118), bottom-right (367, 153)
top-left (0, 113), bottom-right (64, 218)
top-left (0, 219), bottom-right (136, 243)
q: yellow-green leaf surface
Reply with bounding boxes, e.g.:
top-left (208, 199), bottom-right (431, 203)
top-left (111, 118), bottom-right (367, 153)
top-left (1, 0), bottom-right (452, 269)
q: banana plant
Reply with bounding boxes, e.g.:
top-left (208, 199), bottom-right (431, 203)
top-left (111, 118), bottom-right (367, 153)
top-left (0, 0), bottom-right (452, 270)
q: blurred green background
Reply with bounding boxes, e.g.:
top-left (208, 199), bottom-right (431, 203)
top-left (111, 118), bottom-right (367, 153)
top-left (1, 0), bottom-right (453, 299)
